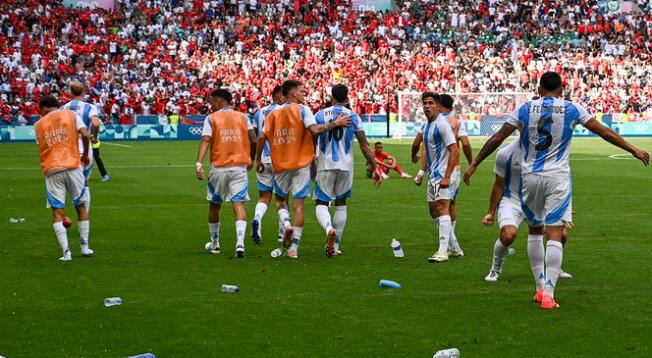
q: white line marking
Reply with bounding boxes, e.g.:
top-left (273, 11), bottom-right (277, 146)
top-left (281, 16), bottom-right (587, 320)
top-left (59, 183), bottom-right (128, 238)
top-left (608, 154), bottom-right (635, 160)
top-left (103, 142), bottom-right (133, 147)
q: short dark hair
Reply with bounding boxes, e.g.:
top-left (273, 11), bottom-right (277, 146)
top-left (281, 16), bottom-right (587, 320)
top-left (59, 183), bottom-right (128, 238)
top-left (331, 84), bottom-right (349, 103)
top-left (282, 80), bottom-right (302, 97)
top-left (272, 85), bottom-right (283, 97)
top-left (39, 95), bottom-right (60, 109)
top-left (374, 142), bottom-right (382, 146)
top-left (422, 92), bottom-right (440, 102)
top-left (439, 94), bottom-right (454, 109)
top-left (211, 88), bottom-right (232, 104)
top-left (539, 72), bottom-right (562, 92)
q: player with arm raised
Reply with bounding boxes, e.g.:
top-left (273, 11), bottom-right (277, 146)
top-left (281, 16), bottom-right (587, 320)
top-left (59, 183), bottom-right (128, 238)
top-left (464, 72), bottom-right (649, 309)
top-left (196, 89), bottom-right (257, 258)
top-left (61, 82), bottom-right (101, 210)
top-left (416, 92), bottom-right (460, 263)
top-left (255, 80), bottom-right (351, 259)
top-left (34, 95), bottom-right (92, 261)
top-left (251, 85), bottom-right (285, 244)
top-left (313, 84), bottom-right (381, 257)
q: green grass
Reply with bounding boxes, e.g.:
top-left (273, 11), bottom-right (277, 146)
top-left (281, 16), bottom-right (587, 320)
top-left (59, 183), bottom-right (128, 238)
top-left (1, 138), bottom-right (651, 357)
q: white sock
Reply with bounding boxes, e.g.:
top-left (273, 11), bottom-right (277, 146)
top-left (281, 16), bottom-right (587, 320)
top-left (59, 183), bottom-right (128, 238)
top-left (527, 234), bottom-right (545, 290)
top-left (208, 222), bottom-right (220, 245)
top-left (254, 202), bottom-right (267, 222)
top-left (449, 220), bottom-right (462, 252)
top-left (544, 240), bottom-right (564, 298)
top-left (53, 222), bottom-right (69, 253)
top-left (277, 219), bottom-right (284, 238)
top-left (436, 215), bottom-right (451, 254)
top-left (333, 206), bottom-right (347, 250)
top-left (78, 220), bottom-right (90, 247)
top-left (85, 186), bottom-right (91, 213)
top-left (492, 239), bottom-right (510, 272)
top-left (289, 226), bottom-right (303, 251)
top-left (278, 208), bottom-right (292, 229)
top-left (315, 205), bottom-right (333, 233)
top-left (235, 220), bottom-right (246, 247)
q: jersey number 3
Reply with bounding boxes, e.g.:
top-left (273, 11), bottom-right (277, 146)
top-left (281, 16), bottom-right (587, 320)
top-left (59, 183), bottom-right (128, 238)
top-left (535, 117), bottom-right (553, 151)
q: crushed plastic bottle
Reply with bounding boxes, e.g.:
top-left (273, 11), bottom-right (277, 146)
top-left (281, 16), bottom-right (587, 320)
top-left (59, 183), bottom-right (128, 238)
top-left (124, 354), bottom-right (156, 358)
top-left (9, 218), bottom-right (25, 223)
top-left (104, 297), bottom-right (123, 307)
top-left (270, 248), bottom-right (283, 258)
top-left (221, 284), bottom-right (240, 293)
top-left (379, 279), bottom-right (401, 288)
top-left (391, 239), bottom-right (404, 257)
top-left (434, 348), bottom-right (460, 358)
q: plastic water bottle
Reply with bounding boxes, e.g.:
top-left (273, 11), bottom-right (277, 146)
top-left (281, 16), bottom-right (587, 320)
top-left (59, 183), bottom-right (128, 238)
top-left (9, 218), bottom-right (25, 223)
top-left (221, 284), bottom-right (240, 293)
top-left (391, 239), bottom-right (404, 257)
top-left (434, 348), bottom-right (460, 358)
top-left (124, 353), bottom-right (156, 358)
top-left (270, 248), bottom-right (283, 258)
top-left (104, 297), bottom-right (123, 307)
top-left (507, 248), bottom-right (516, 255)
top-left (379, 279), bottom-right (401, 288)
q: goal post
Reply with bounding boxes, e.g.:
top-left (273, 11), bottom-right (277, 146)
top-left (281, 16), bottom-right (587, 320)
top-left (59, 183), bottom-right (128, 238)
top-left (395, 91), bottom-right (532, 138)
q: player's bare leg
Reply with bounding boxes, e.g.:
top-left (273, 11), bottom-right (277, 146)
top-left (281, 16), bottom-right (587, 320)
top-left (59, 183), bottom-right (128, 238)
top-left (447, 201), bottom-right (464, 258)
top-left (205, 202), bottom-right (221, 254)
top-left (252, 190), bottom-right (272, 244)
top-left (315, 199), bottom-right (338, 257)
top-left (232, 201), bottom-right (247, 258)
top-left (52, 208), bottom-right (71, 261)
top-left (276, 194), bottom-right (293, 249)
top-left (485, 225), bottom-right (518, 282)
top-left (428, 199), bottom-right (452, 263)
top-left (541, 225), bottom-right (565, 309)
top-left (74, 203), bottom-right (92, 257)
top-left (528, 225), bottom-right (546, 302)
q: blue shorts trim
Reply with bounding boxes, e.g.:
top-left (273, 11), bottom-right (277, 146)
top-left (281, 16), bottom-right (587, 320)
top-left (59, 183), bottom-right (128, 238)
top-left (257, 178), bottom-right (273, 192)
top-left (230, 180), bottom-right (249, 202)
top-left (46, 189), bottom-right (65, 209)
top-left (336, 188), bottom-right (352, 200)
top-left (207, 181), bottom-right (223, 204)
top-left (293, 181), bottom-right (311, 199)
top-left (273, 180), bottom-right (287, 198)
top-left (314, 183), bottom-right (333, 202)
top-left (72, 185), bottom-right (87, 207)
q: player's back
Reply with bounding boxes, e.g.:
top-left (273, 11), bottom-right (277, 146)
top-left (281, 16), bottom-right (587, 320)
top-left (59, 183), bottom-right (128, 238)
top-left (494, 140), bottom-right (521, 202)
top-left (35, 109), bottom-right (81, 175)
top-left (62, 99), bottom-right (98, 157)
top-left (509, 97), bottom-right (591, 176)
top-left (207, 108), bottom-right (251, 168)
top-left (314, 105), bottom-right (362, 172)
top-left (254, 103), bottom-right (279, 163)
top-left (264, 103), bottom-right (315, 172)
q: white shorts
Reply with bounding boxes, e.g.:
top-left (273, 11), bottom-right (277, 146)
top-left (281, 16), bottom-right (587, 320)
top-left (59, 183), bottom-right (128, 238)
top-left (273, 165), bottom-right (311, 199)
top-left (45, 167), bottom-right (86, 208)
top-left (521, 173), bottom-right (572, 227)
top-left (313, 169), bottom-right (353, 202)
top-left (427, 171), bottom-right (459, 202)
top-left (497, 198), bottom-right (524, 229)
top-left (82, 163), bottom-right (93, 182)
top-left (206, 166), bottom-right (250, 204)
top-left (256, 162), bottom-right (274, 192)
top-left (451, 169), bottom-right (461, 201)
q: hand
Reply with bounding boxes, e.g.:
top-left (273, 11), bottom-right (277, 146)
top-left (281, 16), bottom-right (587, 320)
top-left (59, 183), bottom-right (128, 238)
top-left (196, 165), bottom-right (204, 180)
top-left (632, 147), bottom-right (650, 166)
top-left (333, 113), bottom-right (351, 127)
top-left (91, 136), bottom-right (98, 144)
top-left (414, 173), bottom-right (423, 186)
top-left (481, 213), bottom-right (494, 226)
top-left (565, 221), bottom-right (575, 229)
top-left (81, 155), bottom-right (90, 167)
top-left (463, 164), bottom-right (477, 185)
top-left (256, 161), bottom-right (265, 173)
top-left (439, 176), bottom-right (450, 188)
top-left (246, 163), bottom-right (253, 171)
top-left (372, 167), bottom-right (382, 188)
top-left (411, 155), bottom-right (420, 163)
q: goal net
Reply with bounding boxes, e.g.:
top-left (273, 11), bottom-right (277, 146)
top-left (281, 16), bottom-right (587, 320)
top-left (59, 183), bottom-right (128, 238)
top-left (396, 91), bottom-right (532, 138)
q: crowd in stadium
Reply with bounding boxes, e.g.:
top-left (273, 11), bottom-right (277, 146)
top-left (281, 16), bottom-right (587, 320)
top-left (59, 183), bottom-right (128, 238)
top-left (2, 0), bottom-right (652, 124)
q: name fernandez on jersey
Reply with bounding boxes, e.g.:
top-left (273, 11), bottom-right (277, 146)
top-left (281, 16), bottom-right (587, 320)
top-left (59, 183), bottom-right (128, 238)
top-left (505, 97), bottom-right (592, 176)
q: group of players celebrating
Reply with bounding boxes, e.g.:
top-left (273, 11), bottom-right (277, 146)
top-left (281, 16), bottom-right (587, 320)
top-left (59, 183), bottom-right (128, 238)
top-left (33, 72), bottom-right (648, 310)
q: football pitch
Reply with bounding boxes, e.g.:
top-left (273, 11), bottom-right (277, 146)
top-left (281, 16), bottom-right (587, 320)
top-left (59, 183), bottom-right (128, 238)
top-left (1, 138), bottom-right (651, 357)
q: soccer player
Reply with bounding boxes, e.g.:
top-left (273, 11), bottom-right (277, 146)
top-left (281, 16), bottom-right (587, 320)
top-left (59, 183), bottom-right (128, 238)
top-left (251, 85), bottom-right (285, 244)
top-left (464, 72), bottom-right (649, 309)
top-left (370, 142), bottom-right (411, 179)
top-left (34, 95), bottom-right (92, 261)
top-left (482, 139), bottom-right (573, 282)
top-left (313, 84), bottom-right (381, 257)
top-left (196, 89), bottom-right (256, 258)
top-left (416, 94), bottom-right (473, 258)
top-left (413, 92), bottom-right (460, 263)
top-left (61, 82), bottom-right (100, 209)
top-left (255, 80), bottom-right (350, 259)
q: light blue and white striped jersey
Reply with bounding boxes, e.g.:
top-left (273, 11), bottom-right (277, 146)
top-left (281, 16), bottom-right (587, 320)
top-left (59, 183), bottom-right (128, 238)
top-left (506, 97), bottom-right (591, 176)
top-left (61, 99), bottom-right (98, 156)
top-left (422, 113), bottom-right (457, 182)
top-left (314, 105), bottom-right (364, 172)
top-left (494, 140), bottom-right (521, 202)
top-left (252, 103), bottom-right (280, 164)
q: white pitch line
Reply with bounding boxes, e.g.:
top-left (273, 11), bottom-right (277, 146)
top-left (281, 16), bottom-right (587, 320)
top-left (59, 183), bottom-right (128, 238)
top-left (102, 142), bottom-right (133, 147)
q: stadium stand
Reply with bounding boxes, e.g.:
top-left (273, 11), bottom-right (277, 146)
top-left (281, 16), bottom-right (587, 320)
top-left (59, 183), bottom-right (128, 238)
top-left (1, 0), bottom-right (652, 123)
